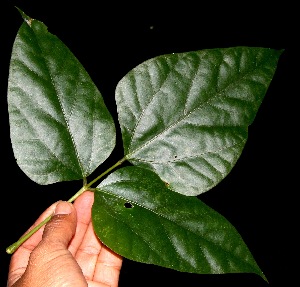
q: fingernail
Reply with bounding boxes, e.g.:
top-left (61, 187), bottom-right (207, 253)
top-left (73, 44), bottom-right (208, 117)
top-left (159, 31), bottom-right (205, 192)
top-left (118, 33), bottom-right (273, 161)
top-left (54, 201), bottom-right (73, 215)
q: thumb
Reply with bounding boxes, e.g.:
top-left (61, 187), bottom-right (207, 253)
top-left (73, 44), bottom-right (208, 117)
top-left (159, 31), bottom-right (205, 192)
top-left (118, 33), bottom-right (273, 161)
top-left (13, 201), bottom-right (82, 287)
top-left (41, 201), bottom-right (77, 249)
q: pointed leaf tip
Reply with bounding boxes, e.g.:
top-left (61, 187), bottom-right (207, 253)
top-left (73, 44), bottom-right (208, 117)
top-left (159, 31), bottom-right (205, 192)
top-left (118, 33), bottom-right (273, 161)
top-left (15, 7), bottom-right (33, 26)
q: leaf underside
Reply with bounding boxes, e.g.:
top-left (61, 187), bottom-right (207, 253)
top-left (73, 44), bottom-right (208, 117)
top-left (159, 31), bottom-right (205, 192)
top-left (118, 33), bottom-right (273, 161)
top-left (7, 10), bottom-right (116, 185)
top-left (116, 47), bottom-right (283, 195)
top-left (93, 166), bottom-right (267, 281)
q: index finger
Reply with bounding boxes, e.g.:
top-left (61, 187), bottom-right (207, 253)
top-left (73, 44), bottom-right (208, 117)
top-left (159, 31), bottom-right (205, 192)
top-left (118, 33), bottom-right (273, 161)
top-left (67, 191), bottom-right (95, 255)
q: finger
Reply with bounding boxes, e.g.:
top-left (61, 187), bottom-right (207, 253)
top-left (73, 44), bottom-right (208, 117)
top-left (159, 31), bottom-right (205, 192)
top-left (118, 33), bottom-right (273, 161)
top-left (39, 201), bottom-right (76, 248)
top-left (14, 200), bottom-right (59, 252)
top-left (7, 201), bottom-right (59, 287)
top-left (26, 201), bottom-right (77, 271)
top-left (68, 190), bottom-right (95, 255)
top-left (75, 221), bottom-right (102, 280)
top-left (93, 244), bottom-right (123, 287)
top-left (73, 190), bottom-right (123, 286)
top-left (7, 201), bottom-right (78, 287)
top-left (18, 202), bottom-right (87, 287)
top-left (76, 229), bottom-right (122, 287)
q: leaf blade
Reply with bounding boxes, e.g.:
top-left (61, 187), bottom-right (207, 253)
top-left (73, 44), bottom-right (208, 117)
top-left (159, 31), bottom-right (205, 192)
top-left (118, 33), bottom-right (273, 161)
top-left (7, 10), bottom-right (116, 184)
top-left (116, 47), bottom-right (283, 195)
top-left (93, 166), bottom-right (267, 281)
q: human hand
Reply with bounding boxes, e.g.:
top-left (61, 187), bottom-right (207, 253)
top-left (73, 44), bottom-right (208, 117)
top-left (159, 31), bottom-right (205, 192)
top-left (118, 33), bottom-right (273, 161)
top-left (7, 191), bottom-right (123, 287)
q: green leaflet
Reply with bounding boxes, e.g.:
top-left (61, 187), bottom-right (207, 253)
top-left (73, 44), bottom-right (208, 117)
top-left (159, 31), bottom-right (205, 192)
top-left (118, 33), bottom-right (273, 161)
top-left (93, 166), bottom-right (267, 281)
top-left (6, 8), bottom-right (284, 283)
top-left (116, 47), bottom-right (283, 195)
top-left (7, 9), bottom-right (116, 184)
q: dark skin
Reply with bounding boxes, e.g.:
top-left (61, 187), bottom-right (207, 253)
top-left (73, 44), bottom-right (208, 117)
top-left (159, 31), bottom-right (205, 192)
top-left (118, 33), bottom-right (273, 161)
top-left (7, 191), bottom-right (123, 287)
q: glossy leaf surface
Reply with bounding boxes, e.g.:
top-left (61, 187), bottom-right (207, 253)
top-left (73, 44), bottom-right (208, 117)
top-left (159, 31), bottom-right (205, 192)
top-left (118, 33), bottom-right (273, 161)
top-left (116, 47), bottom-right (283, 195)
top-left (7, 10), bottom-right (116, 184)
top-left (93, 166), bottom-right (266, 280)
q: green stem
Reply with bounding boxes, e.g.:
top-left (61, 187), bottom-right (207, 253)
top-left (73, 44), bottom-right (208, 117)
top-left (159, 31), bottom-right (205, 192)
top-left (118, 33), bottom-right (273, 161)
top-left (6, 157), bottom-right (127, 255)
top-left (86, 157), bottom-right (127, 188)
top-left (6, 215), bottom-right (52, 254)
top-left (67, 157), bottom-right (127, 203)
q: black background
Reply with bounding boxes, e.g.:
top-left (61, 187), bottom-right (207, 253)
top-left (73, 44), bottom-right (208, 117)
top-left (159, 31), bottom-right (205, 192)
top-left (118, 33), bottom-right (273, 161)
top-left (0, 1), bottom-right (296, 286)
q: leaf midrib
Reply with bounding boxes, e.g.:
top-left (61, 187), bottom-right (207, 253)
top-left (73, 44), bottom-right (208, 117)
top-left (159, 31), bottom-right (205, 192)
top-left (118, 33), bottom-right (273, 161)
top-left (126, 59), bottom-right (255, 158)
top-left (97, 185), bottom-right (256, 269)
top-left (29, 22), bottom-right (84, 175)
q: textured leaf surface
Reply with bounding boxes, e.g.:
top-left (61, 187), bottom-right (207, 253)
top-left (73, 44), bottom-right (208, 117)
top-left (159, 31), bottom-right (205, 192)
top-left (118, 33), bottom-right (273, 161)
top-left (116, 47), bottom-right (283, 195)
top-left (7, 10), bottom-right (115, 184)
top-left (93, 166), bottom-right (266, 280)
